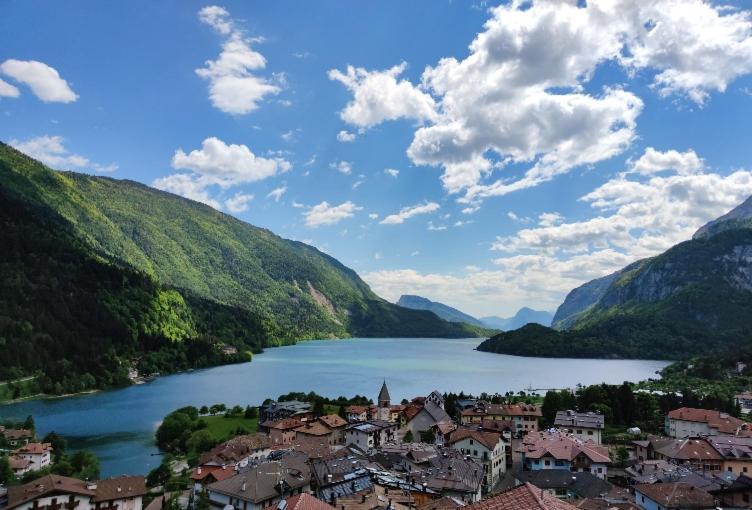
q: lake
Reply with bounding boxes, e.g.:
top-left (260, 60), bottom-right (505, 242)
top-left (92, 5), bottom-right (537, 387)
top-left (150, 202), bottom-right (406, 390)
top-left (0, 337), bottom-right (669, 477)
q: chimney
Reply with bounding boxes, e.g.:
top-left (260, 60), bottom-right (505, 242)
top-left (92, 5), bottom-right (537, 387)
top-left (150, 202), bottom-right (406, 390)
top-left (241, 480), bottom-right (247, 491)
top-left (197, 467), bottom-right (202, 475)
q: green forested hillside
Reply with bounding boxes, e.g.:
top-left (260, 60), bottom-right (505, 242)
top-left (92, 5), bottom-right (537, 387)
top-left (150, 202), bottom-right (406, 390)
top-left (0, 142), bottom-right (484, 395)
top-left (478, 224), bottom-right (752, 360)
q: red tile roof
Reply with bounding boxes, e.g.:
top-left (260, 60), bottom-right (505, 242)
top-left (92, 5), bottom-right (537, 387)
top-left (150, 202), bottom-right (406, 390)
top-left (518, 432), bottom-right (609, 463)
top-left (13, 442), bottom-right (52, 454)
top-left (262, 493), bottom-right (336, 510)
top-left (295, 421), bottom-right (332, 437)
top-left (7, 475), bottom-right (95, 510)
top-left (261, 418), bottom-right (304, 430)
top-left (318, 415), bottom-right (348, 428)
top-left (92, 476), bottom-right (147, 502)
top-left (448, 428), bottom-right (502, 450)
top-left (190, 465), bottom-right (237, 482)
top-left (461, 404), bottom-right (541, 418)
top-left (667, 407), bottom-right (745, 434)
top-left (634, 482), bottom-right (715, 507)
top-left (466, 482), bottom-right (578, 510)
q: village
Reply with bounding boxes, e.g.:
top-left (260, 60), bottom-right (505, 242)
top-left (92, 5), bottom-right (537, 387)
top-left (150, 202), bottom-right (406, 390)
top-left (4, 383), bottom-right (752, 510)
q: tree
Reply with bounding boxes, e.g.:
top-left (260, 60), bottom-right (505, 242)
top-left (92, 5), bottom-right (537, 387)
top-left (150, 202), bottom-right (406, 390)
top-left (229, 405), bottom-right (243, 416)
top-left (403, 430), bottom-right (414, 443)
top-left (43, 431), bottom-right (67, 462)
top-left (244, 406), bottom-right (258, 419)
top-left (186, 430), bottom-right (215, 455)
top-left (0, 456), bottom-right (15, 485)
top-left (146, 460), bottom-right (171, 487)
top-left (199, 406), bottom-right (209, 415)
top-left (23, 415), bottom-right (35, 431)
top-left (68, 450), bottom-right (100, 480)
top-left (614, 446), bottom-right (629, 466)
top-left (156, 410), bottom-right (195, 452)
top-left (313, 398), bottom-right (325, 417)
top-left (419, 429), bottom-right (436, 444)
top-left (337, 406), bottom-right (347, 420)
top-left (196, 490), bottom-right (210, 510)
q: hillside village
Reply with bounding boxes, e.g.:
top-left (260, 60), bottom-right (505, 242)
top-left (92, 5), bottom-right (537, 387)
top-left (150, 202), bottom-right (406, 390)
top-left (5, 383), bottom-right (752, 510)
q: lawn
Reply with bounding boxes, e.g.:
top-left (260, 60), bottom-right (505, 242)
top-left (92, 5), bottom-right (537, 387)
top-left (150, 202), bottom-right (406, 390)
top-left (200, 414), bottom-right (258, 441)
top-left (0, 377), bottom-right (40, 403)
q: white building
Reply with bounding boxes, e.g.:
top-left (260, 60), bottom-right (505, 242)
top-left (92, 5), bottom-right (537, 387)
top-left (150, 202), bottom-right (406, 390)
top-left (12, 442), bottom-right (52, 471)
top-left (345, 420), bottom-right (397, 450)
top-left (447, 428), bottom-right (506, 490)
top-left (665, 407), bottom-right (746, 438)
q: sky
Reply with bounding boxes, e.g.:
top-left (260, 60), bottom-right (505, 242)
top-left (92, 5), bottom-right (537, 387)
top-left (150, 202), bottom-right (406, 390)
top-left (3, 0), bottom-right (752, 318)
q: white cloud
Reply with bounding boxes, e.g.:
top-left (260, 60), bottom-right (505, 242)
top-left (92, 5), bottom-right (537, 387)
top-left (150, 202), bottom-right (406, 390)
top-left (336, 130), bottom-right (356, 142)
top-left (538, 212), bottom-right (564, 227)
top-left (374, 252), bottom-right (383, 260)
top-left (328, 62), bottom-right (438, 128)
top-left (427, 221), bottom-right (447, 231)
top-left (332, 0), bottom-right (752, 208)
top-left (368, 213), bottom-right (379, 220)
top-left (352, 179), bottom-right (365, 190)
top-left (304, 201), bottom-right (362, 227)
top-left (384, 168), bottom-right (399, 178)
top-left (225, 192), bottom-right (253, 212)
top-left (508, 211), bottom-right (532, 223)
top-left (171, 137), bottom-right (290, 186)
top-left (330, 160), bottom-right (352, 174)
top-left (10, 135), bottom-right (117, 173)
top-left (266, 185), bottom-right (287, 202)
top-left (196, 6), bottom-right (279, 114)
top-left (380, 202), bottom-right (440, 225)
top-left (0, 59), bottom-right (78, 103)
top-left (0, 78), bottom-right (20, 98)
top-left (629, 147), bottom-right (704, 176)
top-left (155, 137), bottom-right (289, 210)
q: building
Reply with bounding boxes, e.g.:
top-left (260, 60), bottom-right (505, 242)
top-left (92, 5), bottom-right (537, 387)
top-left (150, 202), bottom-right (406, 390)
top-left (714, 473), bottom-right (752, 507)
top-left (261, 494), bottom-right (336, 510)
top-left (464, 482), bottom-right (579, 510)
top-left (260, 401), bottom-right (312, 422)
top-left (345, 406), bottom-right (369, 423)
top-left (705, 435), bottom-right (752, 475)
top-left (12, 443), bottom-right (53, 471)
top-left (404, 402), bottom-right (453, 439)
top-left (5, 475), bottom-right (146, 510)
top-left (346, 420), bottom-right (397, 450)
top-left (376, 381), bottom-right (392, 421)
top-left (206, 452), bottom-right (311, 510)
top-left (515, 471), bottom-right (617, 502)
top-left (1, 428), bottom-right (33, 447)
top-left (447, 429), bottom-right (506, 490)
top-left (317, 415), bottom-right (349, 445)
top-left (460, 403), bottom-right (541, 435)
top-left (633, 482), bottom-right (715, 510)
top-left (517, 432), bottom-right (610, 480)
top-left (632, 437), bottom-right (722, 472)
top-left (554, 411), bottom-right (604, 444)
top-left (665, 407), bottom-right (747, 438)
top-left (260, 418), bottom-right (304, 446)
top-left (735, 392), bottom-right (752, 414)
top-left (425, 391), bottom-right (445, 410)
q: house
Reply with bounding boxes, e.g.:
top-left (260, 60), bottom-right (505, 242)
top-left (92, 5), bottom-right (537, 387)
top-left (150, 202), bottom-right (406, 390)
top-left (206, 452), bottom-right (311, 510)
top-left (665, 407), bottom-right (747, 438)
top-left (432, 421), bottom-right (458, 446)
top-left (1, 428), bottom-right (33, 447)
top-left (426, 391), bottom-right (445, 410)
top-left (514, 471), bottom-right (616, 502)
top-left (554, 411), bottom-right (604, 444)
top-left (317, 415), bottom-right (349, 445)
top-left (415, 449), bottom-right (485, 503)
top-left (5, 474), bottom-right (146, 510)
top-left (190, 466), bottom-right (238, 488)
top-left (517, 431), bottom-right (610, 480)
top-left (260, 401), bottom-right (312, 423)
top-left (447, 429), bottom-right (506, 490)
top-left (404, 402), bottom-right (452, 439)
top-left (632, 437), bottom-right (723, 472)
top-left (735, 392), bottom-right (752, 414)
top-left (713, 473), bottom-right (752, 507)
top-left (346, 420), bottom-right (397, 450)
top-left (464, 482), bottom-right (579, 509)
top-left (294, 421), bottom-right (336, 444)
top-left (633, 482), bottom-right (716, 510)
top-left (310, 449), bottom-right (372, 503)
top-left (460, 403), bottom-right (541, 435)
top-left (624, 460), bottom-right (724, 493)
top-left (260, 418), bottom-right (304, 446)
top-left (705, 434), bottom-right (752, 475)
top-left (261, 494), bottom-right (335, 510)
top-left (345, 406), bottom-right (369, 423)
top-left (12, 443), bottom-right (53, 471)
top-left (190, 434), bottom-right (274, 488)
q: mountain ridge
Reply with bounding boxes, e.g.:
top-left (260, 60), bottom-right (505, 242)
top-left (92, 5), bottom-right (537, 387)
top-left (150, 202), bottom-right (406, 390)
top-left (396, 294), bottom-right (485, 327)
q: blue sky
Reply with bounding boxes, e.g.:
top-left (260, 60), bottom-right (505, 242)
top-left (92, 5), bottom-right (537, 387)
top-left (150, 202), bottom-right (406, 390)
top-left (3, 0), bottom-right (752, 317)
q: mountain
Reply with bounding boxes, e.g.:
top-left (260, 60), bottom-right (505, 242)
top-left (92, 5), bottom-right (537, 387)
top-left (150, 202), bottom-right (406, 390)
top-left (397, 295), bottom-right (484, 327)
top-left (478, 196), bottom-right (752, 360)
top-left (0, 142), bottom-right (485, 394)
top-left (480, 307), bottom-right (554, 330)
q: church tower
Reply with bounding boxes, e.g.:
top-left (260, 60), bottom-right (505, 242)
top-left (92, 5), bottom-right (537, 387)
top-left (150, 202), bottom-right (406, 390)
top-left (377, 380), bottom-right (391, 420)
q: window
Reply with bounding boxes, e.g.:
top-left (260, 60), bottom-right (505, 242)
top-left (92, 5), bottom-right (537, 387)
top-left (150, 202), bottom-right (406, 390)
top-left (745, 467), bottom-right (749, 473)
top-left (577, 430), bottom-right (582, 434)
top-left (545, 460), bottom-right (551, 466)
top-left (587, 431), bottom-right (593, 435)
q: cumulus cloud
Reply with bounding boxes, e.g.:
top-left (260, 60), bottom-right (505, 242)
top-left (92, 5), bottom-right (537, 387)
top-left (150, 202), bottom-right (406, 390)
top-left (304, 201), bottom-right (362, 227)
top-left (331, 0), bottom-right (752, 208)
top-left (196, 6), bottom-right (280, 114)
top-left (336, 130), bottom-right (356, 142)
top-left (154, 137), bottom-right (289, 211)
top-left (330, 160), bottom-right (352, 174)
top-left (380, 202), bottom-right (440, 225)
top-left (10, 135), bottom-right (117, 173)
top-left (0, 59), bottom-right (78, 103)
top-left (0, 78), bottom-right (20, 98)
top-left (328, 62), bottom-right (438, 128)
top-left (628, 147), bottom-right (704, 176)
top-left (384, 168), bottom-right (399, 178)
top-left (266, 185), bottom-right (287, 202)
top-left (225, 192), bottom-right (253, 212)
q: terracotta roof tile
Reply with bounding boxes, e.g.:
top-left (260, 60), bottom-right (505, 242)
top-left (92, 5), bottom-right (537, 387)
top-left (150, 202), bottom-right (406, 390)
top-left (634, 482), bottom-right (715, 507)
top-left (7, 475), bottom-right (94, 509)
top-left (262, 493), bottom-right (336, 510)
top-left (448, 428), bottom-right (502, 450)
top-left (466, 483), bottom-right (578, 510)
top-left (319, 415), bottom-right (348, 428)
top-left (667, 407), bottom-right (745, 434)
top-left (93, 476), bottom-right (147, 502)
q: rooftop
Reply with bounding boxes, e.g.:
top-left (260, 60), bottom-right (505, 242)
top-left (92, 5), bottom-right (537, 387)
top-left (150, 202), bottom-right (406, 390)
top-left (554, 411), bottom-right (605, 430)
top-left (517, 431), bottom-right (609, 464)
top-left (667, 407), bottom-right (746, 434)
top-left (634, 482), bottom-right (715, 508)
top-left (466, 482), bottom-right (578, 510)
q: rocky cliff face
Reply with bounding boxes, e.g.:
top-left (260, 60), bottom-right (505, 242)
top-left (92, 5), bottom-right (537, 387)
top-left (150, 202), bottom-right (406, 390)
top-left (694, 196), bottom-right (752, 240)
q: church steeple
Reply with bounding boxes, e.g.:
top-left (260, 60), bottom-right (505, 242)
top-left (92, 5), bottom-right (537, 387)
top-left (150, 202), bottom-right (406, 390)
top-left (378, 380), bottom-right (391, 408)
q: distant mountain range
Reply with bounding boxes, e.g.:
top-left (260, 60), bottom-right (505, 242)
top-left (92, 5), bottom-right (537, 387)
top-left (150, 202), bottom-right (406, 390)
top-left (397, 295), bottom-right (552, 330)
top-left (479, 195), bottom-right (752, 360)
top-left (0, 142), bottom-right (486, 394)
